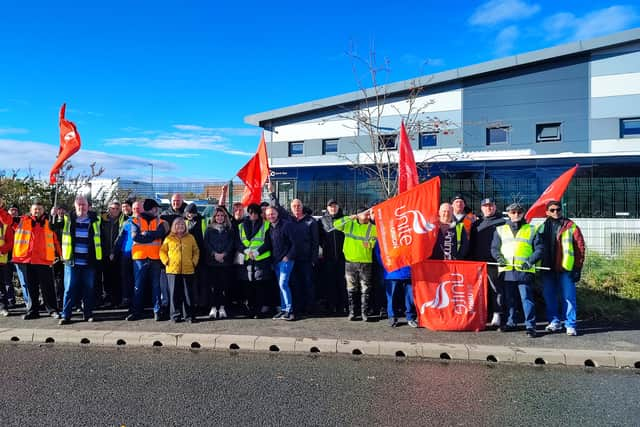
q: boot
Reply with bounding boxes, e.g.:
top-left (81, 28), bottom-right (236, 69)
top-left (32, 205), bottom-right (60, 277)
top-left (361, 291), bottom-right (370, 322)
top-left (347, 291), bottom-right (357, 321)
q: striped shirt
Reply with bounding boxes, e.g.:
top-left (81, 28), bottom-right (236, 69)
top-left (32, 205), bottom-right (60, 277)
top-left (74, 217), bottom-right (91, 266)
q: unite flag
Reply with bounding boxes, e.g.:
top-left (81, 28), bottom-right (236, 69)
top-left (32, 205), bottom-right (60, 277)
top-left (397, 120), bottom-right (418, 194)
top-left (237, 131), bottom-right (270, 206)
top-left (374, 176), bottom-right (440, 272)
top-left (49, 103), bottom-right (82, 184)
top-left (524, 164), bottom-right (579, 222)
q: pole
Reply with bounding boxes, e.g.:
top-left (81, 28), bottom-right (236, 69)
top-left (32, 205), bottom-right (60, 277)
top-left (486, 262), bottom-right (550, 271)
top-left (228, 180), bottom-right (233, 205)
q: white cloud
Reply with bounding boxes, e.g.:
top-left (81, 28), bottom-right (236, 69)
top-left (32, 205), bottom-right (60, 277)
top-left (0, 128), bottom-right (28, 135)
top-left (173, 124), bottom-right (214, 132)
top-left (495, 25), bottom-right (520, 56)
top-left (154, 153), bottom-right (201, 158)
top-left (543, 6), bottom-right (638, 41)
top-left (470, 0), bottom-right (540, 26)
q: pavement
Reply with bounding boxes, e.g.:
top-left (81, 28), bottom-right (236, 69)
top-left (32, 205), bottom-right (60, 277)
top-left (1, 306), bottom-right (640, 368)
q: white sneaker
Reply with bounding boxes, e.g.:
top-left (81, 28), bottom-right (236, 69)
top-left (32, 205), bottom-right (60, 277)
top-left (490, 312), bottom-right (501, 327)
top-left (218, 306), bottom-right (227, 319)
top-left (208, 307), bottom-right (218, 319)
top-left (545, 322), bottom-right (563, 333)
top-left (566, 327), bottom-right (578, 336)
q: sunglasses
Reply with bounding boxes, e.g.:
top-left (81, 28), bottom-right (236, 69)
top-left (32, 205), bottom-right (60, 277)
top-left (508, 210), bottom-right (523, 214)
top-left (548, 208), bottom-right (562, 213)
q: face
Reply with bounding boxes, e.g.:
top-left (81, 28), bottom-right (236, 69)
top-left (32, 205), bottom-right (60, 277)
top-left (132, 202), bottom-right (142, 216)
top-left (452, 199), bottom-right (465, 213)
top-left (214, 211), bottom-right (227, 224)
top-left (439, 203), bottom-right (453, 224)
top-left (75, 198), bottom-right (89, 217)
top-left (8, 207), bottom-right (18, 216)
top-left (109, 203), bottom-right (121, 217)
top-left (357, 210), bottom-right (371, 223)
top-left (265, 207), bottom-right (278, 223)
top-left (173, 220), bottom-right (187, 234)
top-left (233, 204), bottom-right (244, 220)
top-left (122, 203), bottom-right (132, 216)
top-left (291, 199), bottom-right (303, 217)
top-left (30, 204), bottom-right (44, 218)
top-left (546, 204), bottom-right (562, 219)
top-left (248, 210), bottom-right (260, 221)
top-left (481, 203), bottom-right (496, 217)
top-left (327, 203), bottom-right (338, 215)
top-left (508, 209), bottom-right (524, 222)
top-left (186, 211), bottom-right (196, 220)
top-left (171, 194), bottom-right (183, 210)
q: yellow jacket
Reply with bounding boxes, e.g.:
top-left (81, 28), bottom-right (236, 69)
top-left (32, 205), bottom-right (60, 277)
top-left (160, 233), bottom-right (200, 275)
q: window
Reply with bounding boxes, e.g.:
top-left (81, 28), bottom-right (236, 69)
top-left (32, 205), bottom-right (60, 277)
top-left (378, 134), bottom-right (397, 151)
top-left (419, 132), bottom-right (437, 148)
top-left (322, 139), bottom-right (338, 154)
top-left (288, 141), bottom-right (304, 157)
top-left (486, 126), bottom-right (509, 145)
top-left (536, 123), bottom-right (562, 142)
top-left (621, 118), bottom-right (640, 138)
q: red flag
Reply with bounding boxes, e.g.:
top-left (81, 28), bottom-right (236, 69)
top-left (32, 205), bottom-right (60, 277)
top-left (524, 164), bottom-right (578, 222)
top-left (374, 176), bottom-right (440, 271)
top-left (49, 103), bottom-right (82, 184)
top-left (397, 120), bottom-right (418, 194)
top-left (412, 260), bottom-right (487, 331)
top-left (237, 132), bottom-right (270, 206)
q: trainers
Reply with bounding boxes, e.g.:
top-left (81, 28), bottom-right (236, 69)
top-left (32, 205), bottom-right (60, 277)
top-left (526, 328), bottom-right (537, 338)
top-left (125, 313), bottom-right (139, 321)
top-left (0, 309), bottom-right (9, 317)
top-left (566, 327), bottom-right (578, 336)
top-left (388, 318), bottom-right (398, 327)
top-left (84, 317), bottom-right (94, 323)
top-left (272, 311), bottom-right (284, 320)
top-left (499, 323), bottom-right (516, 332)
top-left (408, 319), bottom-right (419, 328)
top-left (58, 318), bottom-right (71, 325)
top-left (490, 312), bottom-right (501, 327)
top-left (281, 311), bottom-right (295, 321)
top-left (218, 306), bottom-right (227, 319)
top-left (208, 307), bottom-right (218, 319)
top-left (51, 311), bottom-right (61, 319)
top-left (347, 313), bottom-right (357, 321)
top-left (361, 313), bottom-right (369, 322)
top-left (545, 322), bottom-right (563, 333)
top-left (22, 312), bottom-right (40, 320)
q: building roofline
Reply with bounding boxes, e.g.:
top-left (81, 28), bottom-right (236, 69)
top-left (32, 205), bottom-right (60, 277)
top-left (244, 27), bottom-right (640, 127)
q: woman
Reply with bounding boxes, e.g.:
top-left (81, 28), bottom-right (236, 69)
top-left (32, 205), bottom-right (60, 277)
top-left (160, 217), bottom-right (200, 323)
top-left (204, 207), bottom-right (236, 319)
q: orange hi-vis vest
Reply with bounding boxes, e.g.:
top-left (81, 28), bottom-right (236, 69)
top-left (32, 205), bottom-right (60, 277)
top-left (131, 217), bottom-right (162, 260)
top-left (13, 217), bottom-right (56, 264)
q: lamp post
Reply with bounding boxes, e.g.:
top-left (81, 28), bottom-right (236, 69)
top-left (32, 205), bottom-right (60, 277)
top-left (148, 162), bottom-right (154, 196)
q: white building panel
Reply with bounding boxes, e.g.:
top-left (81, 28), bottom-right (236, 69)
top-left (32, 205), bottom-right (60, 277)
top-left (591, 72), bottom-right (640, 98)
top-left (363, 89), bottom-right (462, 118)
top-left (272, 118), bottom-right (357, 143)
top-left (591, 138), bottom-right (640, 153)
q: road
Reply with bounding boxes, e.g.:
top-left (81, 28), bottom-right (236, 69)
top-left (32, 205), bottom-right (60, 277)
top-left (1, 344), bottom-right (639, 426)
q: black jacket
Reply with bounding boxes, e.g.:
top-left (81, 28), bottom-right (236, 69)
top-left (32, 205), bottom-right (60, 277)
top-left (470, 214), bottom-right (506, 261)
top-left (430, 223), bottom-right (469, 260)
top-left (204, 224), bottom-right (236, 267)
top-left (264, 219), bottom-right (296, 263)
top-left (160, 202), bottom-right (187, 226)
top-left (100, 213), bottom-right (124, 256)
top-left (320, 209), bottom-right (345, 261)
top-left (63, 211), bottom-right (102, 267)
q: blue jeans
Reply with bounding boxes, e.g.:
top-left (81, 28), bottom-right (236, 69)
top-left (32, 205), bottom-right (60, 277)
top-left (274, 260), bottom-right (294, 313)
top-left (61, 264), bottom-right (95, 319)
top-left (132, 259), bottom-right (162, 315)
top-left (504, 281), bottom-right (536, 330)
top-left (14, 263), bottom-right (31, 310)
top-left (385, 279), bottom-right (416, 321)
top-left (542, 271), bottom-right (577, 329)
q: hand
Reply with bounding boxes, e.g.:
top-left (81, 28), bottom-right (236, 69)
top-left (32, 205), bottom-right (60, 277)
top-left (570, 270), bottom-right (582, 283)
top-left (520, 261), bottom-right (532, 270)
top-left (282, 256), bottom-right (289, 262)
top-left (109, 254), bottom-right (115, 261)
top-left (214, 253), bottom-right (225, 263)
top-left (350, 214), bottom-right (357, 220)
top-left (267, 182), bottom-right (274, 193)
top-left (496, 256), bottom-right (507, 267)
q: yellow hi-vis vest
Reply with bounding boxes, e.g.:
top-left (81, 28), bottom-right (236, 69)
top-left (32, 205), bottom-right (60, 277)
top-left (61, 215), bottom-right (103, 262)
top-left (0, 223), bottom-right (8, 264)
top-left (239, 221), bottom-right (270, 261)
top-left (496, 223), bottom-right (536, 273)
top-left (536, 222), bottom-right (577, 271)
top-left (455, 222), bottom-right (464, 251)
top-left (333, 217), bottom-right (377, 263)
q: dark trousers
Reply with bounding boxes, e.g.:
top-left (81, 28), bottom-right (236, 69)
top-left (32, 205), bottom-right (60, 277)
top-left (244, 279), bottom-right (270, 315)
top-left (167, 273), bottom-right (195, 320)
top-left (120, 254), bottom-right (134, 304)
top-left (487, 264), bottom-right (504, 316)
top-left (319, 258), bottom-right (347, 313)
top-left (16, 263), bottom-right (58, 315)
top-left (0, 264), bottom-right (8, 310)
top-left (291, 260), bottom-right (315, 314)
top-left (101, 257), bottom-right (121, 306)
top-left (53, 262), bottom-right (64, 308)
top-left (209, 265), bottom-right (232, 308)
top-left (193, 265), bottom-right (209, 309)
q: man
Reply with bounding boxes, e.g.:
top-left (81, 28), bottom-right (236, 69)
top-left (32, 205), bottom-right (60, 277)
top-left (127, 199), bottom-right (169, 321)
top-left (0, 198), bottom-right (60, 319)
top-left (184, 202), bottom-right (209, 310)
top-left (121, 199), bottom-right (134, 219)
top-left (537, 200), bottom-right (586, 336)
top-left (333, 206), bottom-right (377, 321)
top-left (430, 203), bottom-right (469, 260)
top-left (58, 195), bottom-right (103, 324)
top-left (100, 199), bottom-right (125, 307)
top-left (113, 200), bottom-right (142, 308)
top-left (470, 197), bottom-right (506, 328)
top-left (160, 193), bottom-right (187, 226)
top-left (319, 199), bottom-right (347, 314)
top-left (264, 206), bottom-right (297, 321)
top-left (491, 202), bottom-right (543, 338)
top-left (451, 194), bottom-right (477, 246)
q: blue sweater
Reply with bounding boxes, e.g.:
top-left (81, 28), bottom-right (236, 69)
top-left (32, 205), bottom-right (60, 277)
top-left (374, 244), bottom-right (411, 280)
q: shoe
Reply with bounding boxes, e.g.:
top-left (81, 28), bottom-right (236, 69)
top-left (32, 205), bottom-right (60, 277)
top-left (22, 312), bottom-right (40, 320)
top-left (545, 322), bottom-right (563, 333)
top-left (186, 318), bottom-right (195, 324)
top-left (208, 307), bottom-right (218, 319)
top-left (490, 313), bottom-right (502, 327)
top-left (408, 319), bottom-right (419, 328)
top-left (218, 306), bottom-right (227, 319)
top-left (272, 311), bottom-right (284, 320)
top-left (51, 311), bottom-right (61, 319)
top-left (566, 327), bottom-right (578, 336)
top-left (347, 313), bottom-right (357, 321)
top-left (281, 312), bottom-right (295, 321)
top-left (154, 312), bottom-right (161, 321)
top-left (362, 313), bottom-right (369, 322)
top-left (0, 309), bottom-right (8, 317)
top-left (171, 318), bottom-right (183, 323)
top-left (58, 318), bottom-right (71, 325)
top-left (526, 328), bottom-right (537, 338)
top-left (388, 318), bottom-right (398, 327)
top-left (499, 323), bottom-right (516, 332)
top-left (378, 309), bottom-right (388, 319)
top-left (84, 317), bottom-right (94, 323)
top-left (125, 313), bottom-right (139, 321)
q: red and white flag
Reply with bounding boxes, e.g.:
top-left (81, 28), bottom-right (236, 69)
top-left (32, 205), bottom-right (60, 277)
top-left (412, 260), bottom-right (487, 331)
top-left (524, 164), bottom-right (578, 222)
top-left (397, 120), bottom-right (418, 194)
top-left (49, 103), bottom-right (82, 184)
top-left (374, 176), bottom-right (440, 271)
top-left (237, 132), bottom-right (270, 206)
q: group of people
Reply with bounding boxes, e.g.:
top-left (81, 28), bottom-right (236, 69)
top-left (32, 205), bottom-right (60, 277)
top-left (0, 188), bottom-right (585, 337)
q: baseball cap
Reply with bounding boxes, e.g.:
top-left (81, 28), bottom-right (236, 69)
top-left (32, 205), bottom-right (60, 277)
top-left (480, 197), bottom-right (495, 205)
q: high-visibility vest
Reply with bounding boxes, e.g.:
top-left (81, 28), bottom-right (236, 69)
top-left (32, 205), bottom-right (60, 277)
top-left (334, 217), bottom-right (377, 263)
top-left (0, 223), bottom-right (8, 264)
top-left (455, 222), bottom-right (464, 251)
top-left (61, 215), bottom-right (103, 262)
top-left (131, 217), bottom-right (162, 260)
top-left (239, 221), bottom-right (271, 261)
top-left (13, 217), bottom-right (56, 263)
top-left (536, 222), bottom-right (577, 271)
top-left (496, 223), bottom-right (536, 273)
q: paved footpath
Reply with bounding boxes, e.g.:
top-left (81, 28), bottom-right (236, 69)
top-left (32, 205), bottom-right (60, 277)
top-left (1, 308), bottom-right (639, 368)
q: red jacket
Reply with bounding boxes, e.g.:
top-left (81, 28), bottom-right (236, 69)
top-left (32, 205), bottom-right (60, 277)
top-left (0, 208), bottom-right (60, 265)
top-left (0, 223), bottom-right (14, 263)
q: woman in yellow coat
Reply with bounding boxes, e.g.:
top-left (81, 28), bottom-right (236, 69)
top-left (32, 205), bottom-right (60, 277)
top-left (160, 217), bottom-right (200, 323)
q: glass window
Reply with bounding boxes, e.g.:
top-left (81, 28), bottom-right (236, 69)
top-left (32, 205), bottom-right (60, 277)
top-left (323, 139), bottom-right (338, 154)
top-left (486, 127), bottom-right (509, 145)
top-left (288, 141), bottom-right (304, 157)
top-left (536, 123), bottom-right (562, 142)
top-left (620, 118), bottom-right (640, 138)
top-left (378, 134), bottom-right (397, 151)
top-left (419, 132), bottom-right (437, 148)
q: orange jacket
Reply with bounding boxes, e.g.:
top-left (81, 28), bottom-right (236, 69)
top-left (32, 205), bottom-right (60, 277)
top-left (0, 209), bottom-right (59, 265)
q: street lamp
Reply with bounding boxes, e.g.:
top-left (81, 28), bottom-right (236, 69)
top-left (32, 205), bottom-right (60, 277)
top-left (148, 162), bottom-right (154, 196)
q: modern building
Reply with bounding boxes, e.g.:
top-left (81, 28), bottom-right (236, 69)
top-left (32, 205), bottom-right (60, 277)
top-left (244, 28), bottom-right (640, 224)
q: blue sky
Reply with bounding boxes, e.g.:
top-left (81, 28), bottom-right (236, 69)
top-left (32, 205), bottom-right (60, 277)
top-left (0, 0), bottom-right (638, 183)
